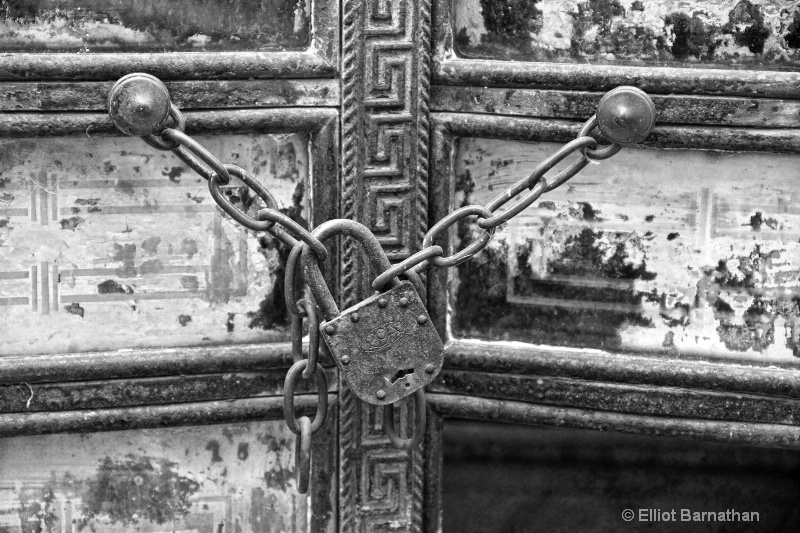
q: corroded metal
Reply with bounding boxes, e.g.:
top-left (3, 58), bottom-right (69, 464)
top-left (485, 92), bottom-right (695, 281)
top-left (428, 394), bottom-right (800, 449)
top-left (107, 73), bottom-right (172, 136)
top-left (322, 282), bottom-right (443, 405)
top-left (595, 86), bottom-right (657, 145)
top-left (431, 86), bottom-right (800, 128)
top-left (442, 340), bottom-right (800, 399)
top-left (431, 370), bottom-right (800, 426)
top-left (339, 0), bottom-right (431, 522)
top-left (0, 79), bottom-right (340, 112)
top-left (0, 395), bottom-right (335, 437)
top-left (0, 368), bottom-right (337, 413)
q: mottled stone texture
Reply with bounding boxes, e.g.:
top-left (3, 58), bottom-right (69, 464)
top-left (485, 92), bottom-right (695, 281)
top-left (0, 0), bottom-right (309, 52)
top-left (0, 134), bottom-right (310, 355)
top-left (0, 421), bottom-right (307, 533)
top-left (451, 138), bottom-right (800, 361)
top-left (455, 0), bottom-right (800, 67)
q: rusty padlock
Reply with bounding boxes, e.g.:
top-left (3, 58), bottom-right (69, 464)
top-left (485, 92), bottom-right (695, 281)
top-left (301, 220), bottom-right (443, 405)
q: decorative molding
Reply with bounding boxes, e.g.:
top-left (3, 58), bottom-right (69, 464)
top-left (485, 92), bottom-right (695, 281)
top-left (0, 394), bottom-right (336, 438)
top-left (340, 0), bottom-right (430, 528)
top-left (428, 394), bottom-right (800, 449)
top-left (341, 0), bottom-right (429, 263)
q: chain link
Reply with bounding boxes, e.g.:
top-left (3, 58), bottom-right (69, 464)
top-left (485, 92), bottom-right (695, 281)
top-left (128, 99), bottom-right (630, 493)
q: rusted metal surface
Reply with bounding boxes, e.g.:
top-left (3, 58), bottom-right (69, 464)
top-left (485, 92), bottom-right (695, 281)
top-left (433, 86), bottom-right (800, 128)
top-left (453, 0), bottom-right (800, 67)
top-left (0, 50), bottom-right (336, 83)
top-left (434, 0), bottom-right (800, 97)
top-left (0, 80), bottom-right (339, 113)
top-left (0, 419), bottom-right (314, 532)
top-left (0, 108), bottom-right (337, 138)
top-left (322, 280), bottom-right (443, 405)
top-left (438, 112), bottom-right (800, 153)
top-left (443, 340), bottom-right (800, 397)
top-left (0, 343), bottom-right (295, 385)
top-left (428, 393), bottom-right (800, 448)
top-left (431, 369), bottom-right (800, 424)
top-left (0, 368), bottom-right (338, 413)
top-left (0, 395), bottom-right (334, 437)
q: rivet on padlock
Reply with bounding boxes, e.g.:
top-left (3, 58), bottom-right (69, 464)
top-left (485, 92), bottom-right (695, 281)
top-left (301, 220), bottom-right (444, 406)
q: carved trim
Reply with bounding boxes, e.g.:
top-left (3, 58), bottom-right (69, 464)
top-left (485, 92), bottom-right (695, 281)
top-left (340, 0), bottom-right (430, 528)
top-left (0, 394), bottom-right (336, 438)
top-left (341, 0), bottom-right (429, 264)
top-left (434, 112), bottom-right (800, 154)
top-left (428, 394), bottom-right (800, 449)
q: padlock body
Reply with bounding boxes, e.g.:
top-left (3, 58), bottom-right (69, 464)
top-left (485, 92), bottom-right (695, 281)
top-left (321, 281), bottom-right (443, 405)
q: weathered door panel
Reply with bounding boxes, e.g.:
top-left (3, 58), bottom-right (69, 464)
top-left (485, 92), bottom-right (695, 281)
top-left (0, 0), bottom-right (340, 530)
top-left (1, 131), bottom-right (310, 355)
top-left (427, 0), bottom-right (800, 530)
top-left (0, 421), bottom-right (310, 533)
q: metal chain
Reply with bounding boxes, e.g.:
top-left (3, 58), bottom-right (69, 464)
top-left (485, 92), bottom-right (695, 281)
top-left (371, 121), bottom-right (621, 290)
top-left (133, 104), bottom-right (627, 490)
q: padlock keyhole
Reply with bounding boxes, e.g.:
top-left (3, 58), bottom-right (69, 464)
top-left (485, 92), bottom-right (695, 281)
top-left (391, 368), bottom-right (415, 385)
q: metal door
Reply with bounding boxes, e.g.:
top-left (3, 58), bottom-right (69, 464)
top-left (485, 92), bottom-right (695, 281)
top-left (0, 1), bottom-right (340, 531)
top-left (424, 0), bottom-right (800, 531)
top-left (2, 1), bottom-right (800, 532)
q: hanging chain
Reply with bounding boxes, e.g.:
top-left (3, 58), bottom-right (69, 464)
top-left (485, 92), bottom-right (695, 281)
top-left (111, 77), bottom-right (644, 493)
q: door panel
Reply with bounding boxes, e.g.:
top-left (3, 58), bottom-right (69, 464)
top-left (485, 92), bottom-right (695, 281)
top-left (0, 421), bottom-right (310, 533)
top-left (450, 138), bottom-right (800, 362)
top-left (0, 132), bottom-right (309, 355)
top-left (0, 0), bottom-right (341, 526)
top-left (0, 0), bottom-right (310, 52)
top-left (427, 0), bottom-right (800, 528)
top-left (442, 421), bottom-right (800, 533)
top-left (452, 0), bottom-right (800, 69)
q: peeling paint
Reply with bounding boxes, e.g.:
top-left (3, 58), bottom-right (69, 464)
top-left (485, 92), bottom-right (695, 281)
top-left (0, 0), bottom-right (310, 53)
top-left (452, 138), bottom-right (800, 361)
top-left (0, 422), bottom-right (306, 533)
top-left (455, 0), bottom-right (800, 66)
top-left (0, 134), bottom-right (308, 356)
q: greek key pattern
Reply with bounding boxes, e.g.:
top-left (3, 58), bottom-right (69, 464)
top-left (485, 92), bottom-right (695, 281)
top-left (340, 0), bottom-right (430, 528)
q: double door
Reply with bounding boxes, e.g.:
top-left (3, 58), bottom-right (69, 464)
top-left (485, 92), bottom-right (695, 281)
top-left (1, 0), bottom-right (799, 531)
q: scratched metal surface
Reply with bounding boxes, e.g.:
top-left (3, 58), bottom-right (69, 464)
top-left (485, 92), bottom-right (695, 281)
top-left (0, 421), bottom-right (307, 533)
top-left (450, 138), bottom-right (800, 363)
top-left (454, 0), bottom-right (800, 68)
top-left (0, 133), bottom-right (309, 356)
top-left (0, 0), bottom-right (309, 52)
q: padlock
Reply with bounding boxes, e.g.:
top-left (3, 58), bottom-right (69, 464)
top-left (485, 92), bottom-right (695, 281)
top-left (301, 220), bottom-right (444, 405)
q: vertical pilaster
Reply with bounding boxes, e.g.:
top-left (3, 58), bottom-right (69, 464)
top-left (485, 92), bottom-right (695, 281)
top-left (339, 0), bottom-right (431, 527)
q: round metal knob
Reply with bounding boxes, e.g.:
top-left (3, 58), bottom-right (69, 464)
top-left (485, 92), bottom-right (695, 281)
top-left (107, 73), bottom-right (171, 136)
top-left (596, 86), bottom-right (656, 146)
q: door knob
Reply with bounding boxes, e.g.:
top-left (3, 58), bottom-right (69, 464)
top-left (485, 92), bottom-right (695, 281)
top-left (107, 73), bottom-right (171, 136)
top-left (595, 86), bottom-right (656, 146)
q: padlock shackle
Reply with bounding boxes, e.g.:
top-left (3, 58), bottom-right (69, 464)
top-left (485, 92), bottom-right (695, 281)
top-left (301, 219), bottom-right (397, 321)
